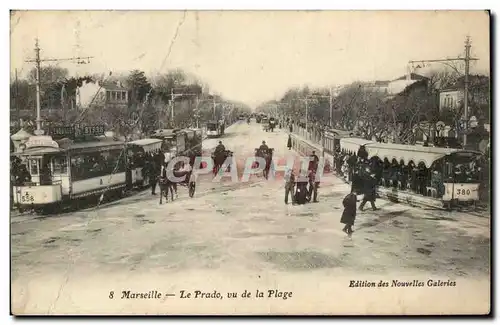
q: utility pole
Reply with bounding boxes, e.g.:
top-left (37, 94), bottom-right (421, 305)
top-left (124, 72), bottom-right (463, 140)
top-left (408, 36), bottom-right (478, 146)
top-left (34, 39), bottom-right (42, 135)
top-left (212, 96), bottom-right (216, 119)
top-left (25, 38), bottom-right (94, 136)
top-left (170, 88), bottom-right (175, 121)
top-left (305, 98), bottom-right (309, 130)
top-left (464, 36), bottom-right (471, 146)
top-left (195, 95), bottom-right (199, 129)
top-left (15, 68), bottom-right (20, 129)
top-left (329, 87), bottom-right (333, 128)
top-left (169, 89), bottom-right (201, 127)
top-left (300, 93), bottom-right (332, 130)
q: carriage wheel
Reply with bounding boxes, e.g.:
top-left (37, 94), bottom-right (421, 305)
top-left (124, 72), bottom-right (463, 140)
top-left (189, 182), bottom-right (196, 198)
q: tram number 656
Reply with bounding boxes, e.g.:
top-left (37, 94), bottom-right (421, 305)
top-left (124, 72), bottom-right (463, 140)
top-left (21, 192), bottom-right (34, 203)
top-left (456, 189), bottom-right (471, 196)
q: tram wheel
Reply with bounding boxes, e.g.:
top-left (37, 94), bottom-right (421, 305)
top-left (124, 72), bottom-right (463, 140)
top-left (189, 182), bottom-right (196, 198)
top-left (34, 207), bottom-right (45, 214)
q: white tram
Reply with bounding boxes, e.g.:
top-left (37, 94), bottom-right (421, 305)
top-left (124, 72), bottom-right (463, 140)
top-left (339, 138), bottom-right (485, 209)
top-left (205, 120), bottom-right (224, 138)
top-left (12, 135), bottom-right (128, 211)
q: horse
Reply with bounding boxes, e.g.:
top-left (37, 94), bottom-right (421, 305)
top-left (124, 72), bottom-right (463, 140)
top-left (158, 162), bottom-right (196, 204)
top-left (253, 148), bottom-right (274, 179)
top-left (212, 150), bottom-right (233, 175)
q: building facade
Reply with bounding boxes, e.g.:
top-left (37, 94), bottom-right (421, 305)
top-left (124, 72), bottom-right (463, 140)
top-left (76, 80), bottom-right (129, 109)
top-left (439, 88), bottom-right (464, 112)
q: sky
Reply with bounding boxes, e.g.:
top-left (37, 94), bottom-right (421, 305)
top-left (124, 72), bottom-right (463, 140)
top-left (10, 10), bottom-right (490, 108)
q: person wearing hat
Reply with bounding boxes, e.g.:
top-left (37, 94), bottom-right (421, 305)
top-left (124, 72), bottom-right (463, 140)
top-left (359, 170), bottom-right (378, 211)
top-left (307, 169), bottom-right (320, 203)
top-left (215, 141), bottom-right (225, 154)
top-left (284, 168), bottom-right (296, 204)
top-left (309, 151), bottom-right (319, 172)
top-left (287, 134), bottom-right (292, 150)
top-left (259, 140), bottom-right (269, 153)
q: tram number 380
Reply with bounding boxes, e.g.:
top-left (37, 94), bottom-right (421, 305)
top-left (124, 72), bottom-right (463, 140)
top-left (21, 192), bottom-right (34, 203)
top-left (456, 189), bottom-right (471, 196)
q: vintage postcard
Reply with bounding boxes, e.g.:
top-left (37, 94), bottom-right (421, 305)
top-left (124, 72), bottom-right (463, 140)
top-left (9, 10), bottom-right (490, 315)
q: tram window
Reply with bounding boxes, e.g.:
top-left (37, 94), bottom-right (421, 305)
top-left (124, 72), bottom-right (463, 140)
top-left (29, 159), bottom-right (39, 175)
top-left (53, 156), bottom-right (68, 174)
top-left (70, 150), bottom-right (126, 181)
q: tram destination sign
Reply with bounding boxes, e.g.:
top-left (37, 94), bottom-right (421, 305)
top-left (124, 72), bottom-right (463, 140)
top-left (81, 125), bottom-right (105, 136)
top-left (50, 126), bottom-right (75, 137)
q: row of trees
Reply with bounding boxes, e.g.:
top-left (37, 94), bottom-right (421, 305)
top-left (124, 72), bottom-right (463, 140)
top-left (258, 70), bottom-right (489, 144)
top-left (10, 66), bottom-right (251, 136)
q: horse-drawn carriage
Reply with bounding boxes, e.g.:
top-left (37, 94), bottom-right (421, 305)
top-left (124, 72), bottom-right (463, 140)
top-left (158, 157), bottom-right (197, 204)
top-left (156, 128), bottom-right (203, 204)
top-left (254, 147), bottom-right (274, 179)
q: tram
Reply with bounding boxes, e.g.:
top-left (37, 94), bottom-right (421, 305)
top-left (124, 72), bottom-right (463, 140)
top-left (338, 138), bottom-right (485, 209)
top-left (12, 128), bottom-right (204, 213)
top-left (205, 120), bottom-right (224, 138)
top-left (12, 134), bottom-right (128, 212)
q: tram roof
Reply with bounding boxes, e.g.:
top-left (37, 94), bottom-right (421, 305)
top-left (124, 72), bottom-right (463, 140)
top-left (339, 138), bottom-right (376, 153)
top-left (151, 129), bottom-right (179, 138)
top-left (13, 147), bottom-right (63, 156)
top-left (363, 142), bottom-right (471, 168)
top-left (128, 138), bottom-right (164, 153)
top-left (63, 139), bottom-right (125, 152)
top-left (129, 138), bottom-right (163, 146)
top-left (325, 129), bottom-right (352, 138)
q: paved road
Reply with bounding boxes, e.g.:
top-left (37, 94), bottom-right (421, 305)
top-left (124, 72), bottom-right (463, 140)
top-left (11, 120), bottom-right (490, 315)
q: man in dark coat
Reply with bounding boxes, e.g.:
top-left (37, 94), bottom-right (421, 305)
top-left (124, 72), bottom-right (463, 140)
top-left (287, 134), bottom-right (292, 150)
top-left (215, 141), bottom-right (226, 154)
top-left (341, 189), bottom-right (357, 236)
top-left (307, 170), bottom-right (320, 203)
top-left (309, 151), bottom-right (319, 172)
top-left (359, 172), bottom-right (378, 211)
top-left (150, 157), bottom-right (161, 195)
